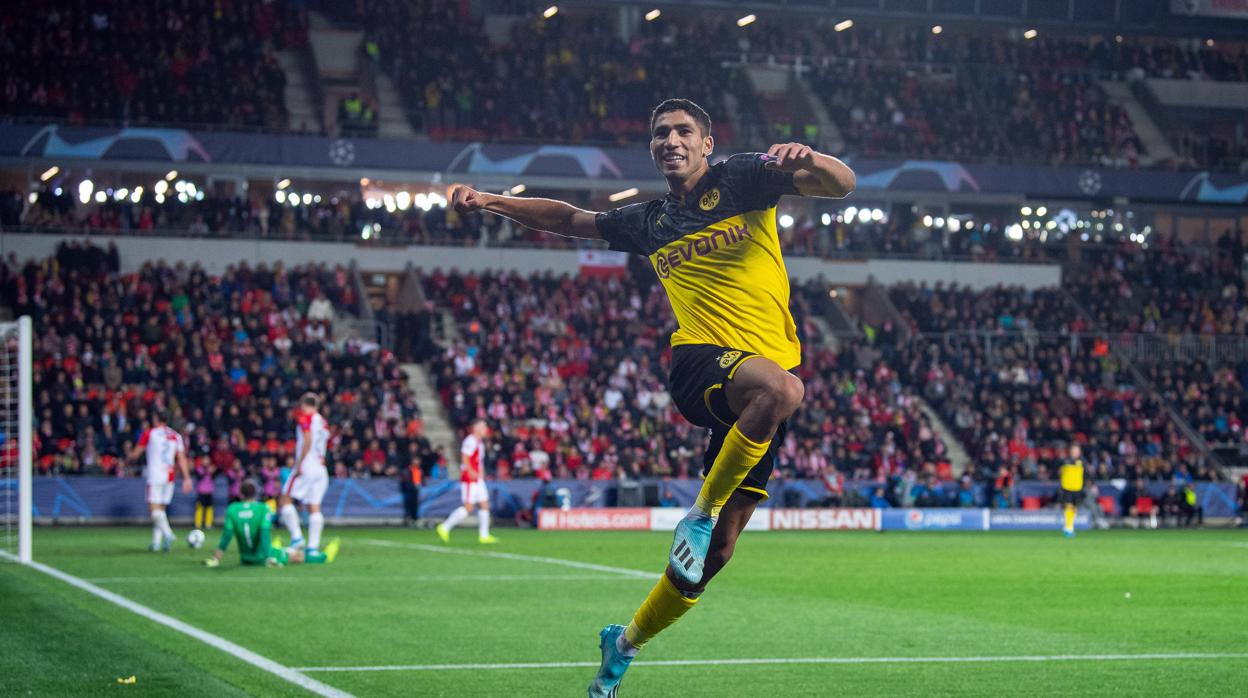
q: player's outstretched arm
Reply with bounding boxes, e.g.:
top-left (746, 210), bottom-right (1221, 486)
top-left (449, 184), bottom-right (602, 240)
top-left (764, 143), bottom-right (856, 199)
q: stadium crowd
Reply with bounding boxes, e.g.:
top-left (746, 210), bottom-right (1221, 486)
top-left (421, 269), bottom-right (952, 485)
top-left (358, 0), bottom-right (752, 145)
top-left (5, 241), bottom-right (447, 487)
top-left (888, 282), bottom-right (1221, 485)
top-left (0, 0), bottom-right (303, 131)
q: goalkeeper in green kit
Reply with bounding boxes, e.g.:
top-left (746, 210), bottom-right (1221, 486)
top-left (204, 481), bottom-right (339, 567)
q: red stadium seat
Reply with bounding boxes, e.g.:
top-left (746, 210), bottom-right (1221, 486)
top-left (1022, 496), bottom-right (1042, 510)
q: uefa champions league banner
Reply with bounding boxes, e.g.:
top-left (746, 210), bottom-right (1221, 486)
top-left (4, 124), bottom-right (1248, 205)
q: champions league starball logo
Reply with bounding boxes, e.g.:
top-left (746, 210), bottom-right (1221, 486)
top-left (328, 139), bottom-right (355, 166)
top-left (1078, 170), bottom-right (1103, 195)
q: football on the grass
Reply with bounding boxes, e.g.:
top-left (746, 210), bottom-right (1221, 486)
top-left (187, 529), bottom-right (205, 549)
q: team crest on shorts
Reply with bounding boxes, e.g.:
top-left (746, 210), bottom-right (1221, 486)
top-left (718, 350), bottom-right (742, 368)
top-left (699, 187), bottom-right (721, 211)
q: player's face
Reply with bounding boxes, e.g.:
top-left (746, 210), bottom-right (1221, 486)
top-left (651, 111), bottom-right (712, 180)
top-left (473, 422), bottom-right (489, 439)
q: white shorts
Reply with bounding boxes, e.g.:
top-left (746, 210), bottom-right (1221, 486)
top-left (284, 466), bottom-right (329, 506)
top-left (145, 481), bottom-right (174, 506)
top-left (461, 481), bottom-right (489, 505)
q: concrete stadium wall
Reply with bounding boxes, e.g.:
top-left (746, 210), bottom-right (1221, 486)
top-left (3, 233), bottom-right (1063, 289)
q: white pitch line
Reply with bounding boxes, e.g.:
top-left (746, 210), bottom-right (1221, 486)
top-left (0, 551), bottom-right (352, 698)
top-left (87, 574), bottom-right (641, 584)
top-left (295, 652), bottom-right (1248, 673)
top-left (360, 538), bottom-right (656, 578)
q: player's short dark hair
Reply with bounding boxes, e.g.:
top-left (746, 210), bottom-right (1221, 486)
top-left (300, 392), bottom-right (320, 409)
top-left (152, 409), bottom-right (169, 424)
top-left (241, 480), bottom-right (258, 500)
top-left (650, 99), bottom-right (712, 137)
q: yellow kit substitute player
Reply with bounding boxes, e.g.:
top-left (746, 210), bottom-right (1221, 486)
top-left (448, 98), bottom-right (855, 696)
top-left (1059, 444), bottom-right (1084, 538)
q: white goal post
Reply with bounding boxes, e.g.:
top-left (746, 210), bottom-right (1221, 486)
top-left (1, 316), bottom-right (32, 564)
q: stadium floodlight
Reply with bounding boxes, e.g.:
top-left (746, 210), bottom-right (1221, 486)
top-left (933, 216), bottom-right (945, 228)
top-left (302, 193), bottom-right (312, 206)
top-left (1115, 35), bottom-right (1124, 43)
top-left (931, 25), bottom-right (942, 35)
top-left (737, 14), bottom-right (756, 27)
top-left (820, 213), bottom-right (832, 225)
top-left (871, 208), bottom-right (884, 222)
top-left (93, 191), bottom-right (107, 203)
top-left (845, 206), bottom-right (857, 221)
top-left (396, 191), bottom-right (411, 210)
top-left (609, 187), bottom-right (639, 202)
top-left (1023, 29), bottom-right (1038, 40)
top-left (165, 170), bottom-right (178, 181)
top-left (779, 214), bottom-right (794, 228)
top-left (922, 214), bottom-right (933, 227)
top-left (543, 5), bottom-right (558, 19)
top-left (275, 190), bottom-right (286, 204)
top-left (276, 178), bottom-right (291, 190)
top-left (78, 179), bottom-right (93, 204)
top-left (947, 218), bottom-right (961, 232)
top-left (154, 180), bottom-right (169, 195)
top-left (154, 193), bottom-right (165, 204)
top-left (26, 193), bottom-right (36, 204)
top-left (114, 188), bottom-right (128, 201)
top-left (1036, 206), bottom-right (1047, 216)
top-left (508, 184), bottom-right (527, 195)
top-left (835, 19), bottom-right (853, 32)
top-left (645, 9), bottom-right (661, 21)
top-left (0, 318), bottom-right (34, 563)
top-left (1006, 223), bottom-right (1024, 240)
top-left (857, 208), bottom-right (871, 223)
top-left (1020, 206), bottom-right (1031, 216)
top-left (1206, 39), bottom-right (1214, 47)
top-left (39, 166), bottom-right (59, 182)
top-left (383, 194), bottom-right (397, 212)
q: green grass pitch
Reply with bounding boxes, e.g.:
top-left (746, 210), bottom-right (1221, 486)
top-left (2, 527), bottom-right (1246, 696)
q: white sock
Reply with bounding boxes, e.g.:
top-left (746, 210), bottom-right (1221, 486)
top-left (151, 511), bottom-right (164, 547)
top-left (478, 509), bottom-right (491, 538)
top-left (443, 506), bottom-right (469, 530)
top-left (615, 632), bottom-right (638, 657)
top-left (308, 512), bottom-right (324, 550)
top-left (153, 508), bottom-right (174, 540)
top-left (281, 504), bottom-right (303, 542)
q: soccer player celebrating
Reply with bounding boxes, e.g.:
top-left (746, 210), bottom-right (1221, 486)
top-left (448, 98), bottom-right (854, 696)
top-left (1059, 444), bottom-right (1084, 537)
top-left (278, 393), bottom-right (332, 556)
top-left (436, 418), bottom-right (498, 544)
top-left (204, 480), bottom-right (338, 567)
top-left (128, 410), bottom-right (192, 552)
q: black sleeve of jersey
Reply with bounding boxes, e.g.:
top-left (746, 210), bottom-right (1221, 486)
top-left (725, 152), bottom-right (800, 209)
top-left (595, 201), bottom-right (657, 255)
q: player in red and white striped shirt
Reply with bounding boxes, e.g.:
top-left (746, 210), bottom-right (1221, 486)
top-left (278, 393), bottom-right (332, 554)
top-left (436, 419), bottom-right (497, 543)
top-left (128, 411), bottom-right (192, 552)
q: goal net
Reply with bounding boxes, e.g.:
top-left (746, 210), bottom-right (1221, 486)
top-left (0, 317), bottom-right (32, 563)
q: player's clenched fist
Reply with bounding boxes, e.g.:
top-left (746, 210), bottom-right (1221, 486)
top-left (763, 142), bottom-right (816, 171)
top-left (448, 184), bottom-right (491, 215)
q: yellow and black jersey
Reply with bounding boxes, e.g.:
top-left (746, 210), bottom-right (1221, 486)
top-left (1060, 459), bottom-right (1084, 492)
top-left (595, 153), bottom-right (802, 370)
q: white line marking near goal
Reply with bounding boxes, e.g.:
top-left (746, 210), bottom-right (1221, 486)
top-left (360, 538), bottom-right (655, 578)
top-left (294, 652), bottom-right (1248, 673)
top-left (1226, 543), bottom-right (1248, 549)
top-left (87, 573), bottom-right (641, 584)
top-left (0, 550), bottom-right (353, 698)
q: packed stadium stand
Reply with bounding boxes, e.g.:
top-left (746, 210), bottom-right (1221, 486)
top-left (3, 241), bottom-right (444, 482)
top-left (0, 0), bottom-right (305, 131)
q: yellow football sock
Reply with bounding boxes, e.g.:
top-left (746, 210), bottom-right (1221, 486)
top-left (623, 574), bottom-right (699, 650)
top-left (205, 505), bottom-right (214, 529)
top-left (693, 424), bottom-right (771, 518)
top-left (1063, 505), bottom-right (1075, 532)
top-left (194, 503), bottom-right (204, 529)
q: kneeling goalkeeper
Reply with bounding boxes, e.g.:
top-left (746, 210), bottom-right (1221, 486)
top-left (205, 481), bottom-right (338, 567)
